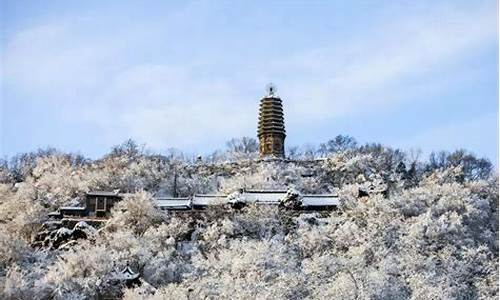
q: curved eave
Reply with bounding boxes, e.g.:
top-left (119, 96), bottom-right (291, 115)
top-left (258, 124), bottom-right (285, 129)
top-left (259, 116), bottom-right (285, 120)
top-left (260, 96), bottom-right (282, 101)
top-left (259, 111), bottom-right (284, 116)
top-left (258, 121), bottom-right (285, 125)
top-left (258, 130), bottom-right (286, 136)
top-left (259, 102), bottom-right (283, 106)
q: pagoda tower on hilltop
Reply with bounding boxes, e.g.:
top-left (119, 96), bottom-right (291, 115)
top-left (258, 84), bottom-right (286, 158)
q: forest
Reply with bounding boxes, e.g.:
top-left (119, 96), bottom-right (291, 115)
top-left (0, 135), bottom-right (497, 299)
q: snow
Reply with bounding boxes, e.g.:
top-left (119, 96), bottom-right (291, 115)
top-left (59, 206), bottom-right (86, 210)
top-left (87, 190), bottom-right (120, 196)
top-left (74, 221), bottom-right (97, 235)
top-left (0, 144), bottom-right (497, 299)
top-left (156, 198), bottom-right (191, 210)
top-left (114, 266), bottom-right (139, 280)
top-left (192, 194), bottom-right (227, 206)
top-left (302, 195), bottom-right (339, 207)
top-left (152, 191), bottom-right (339, 209)
top-left (55, 227), bottom-right (73, 236)
top-left (243, 191), bottom-right (287, 203)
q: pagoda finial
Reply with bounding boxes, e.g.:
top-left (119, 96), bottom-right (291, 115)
top-left (265, 83), bottom-right (277, 96)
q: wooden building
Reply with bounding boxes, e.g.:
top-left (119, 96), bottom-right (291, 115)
top-left (85, 190), bottom-right (122, 217)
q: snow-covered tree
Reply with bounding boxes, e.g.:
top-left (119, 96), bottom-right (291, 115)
top-left (0, 139), bottom-right (497, 299)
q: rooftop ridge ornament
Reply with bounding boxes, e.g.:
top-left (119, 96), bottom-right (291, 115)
top-left (265, 83), bottom-right (277, 97)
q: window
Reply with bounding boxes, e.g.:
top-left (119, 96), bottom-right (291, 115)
top-left (89, 198), bottom-right (96, 209)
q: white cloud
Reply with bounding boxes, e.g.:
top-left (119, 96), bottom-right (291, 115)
top-left (79, 64), bottom-right (256, 150)
top-left (280, 2), bottom-right (497, 123)
top-left (3, 22), bottom-right (121, 97)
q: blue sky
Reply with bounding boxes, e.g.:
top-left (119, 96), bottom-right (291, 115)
top-left (1, 0), bottom-right (498, 164)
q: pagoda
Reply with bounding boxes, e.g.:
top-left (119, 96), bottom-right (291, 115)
top-left (258, 84), bottom-right (286, 158)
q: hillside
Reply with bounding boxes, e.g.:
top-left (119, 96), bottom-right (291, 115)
top-left (0, 138), bottom-right (498, 299)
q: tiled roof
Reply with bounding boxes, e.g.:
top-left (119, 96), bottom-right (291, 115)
top-left (60, 206), bottom-right (86, 210)
top-left (86, 190), bottom-right (121, 196)
top-left (156, 198), bottom-right (191, 209)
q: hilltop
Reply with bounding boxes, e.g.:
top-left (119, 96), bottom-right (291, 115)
top-left (0, 137), bottom-right (498, 299)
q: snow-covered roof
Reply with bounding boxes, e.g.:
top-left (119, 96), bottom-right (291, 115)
top-left (119, 266), bottom-right (139, 280)
top-left (155, 198), bottom-right (191, 209)
top-left (109, 266), bottom-right (140, 281)
top-left (86, 190), bottom-right (121, 197)
top-left (60, 206), bottom-right (86, 210)
top-left (245, 189), bottom-right (288, 193)
top-left (52, 191), bottom-right (338, 216)
top-left (301, 195), bottom-right (339, 207)
top-left (156, 197), bottom-right (190, 201)
top-left (192, 194), bottom-right (227, 206)
top-left (192, 191), bottom-right (339, 207)
top-left (243, 191), bottom-right (286, 203)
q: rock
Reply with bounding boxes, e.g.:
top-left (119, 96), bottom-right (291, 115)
top-left (73, 221), bottom-right (97, 238)
top-left (34, 221), bottom-right (97, 249)
top-left (51, 228), bottom-right (74, 249)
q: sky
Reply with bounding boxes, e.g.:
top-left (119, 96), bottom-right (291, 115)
top-left (1, 0), bottom-right (498, 164)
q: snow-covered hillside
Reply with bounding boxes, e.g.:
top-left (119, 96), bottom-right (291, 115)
top-left (0, 138), bottom-right (497, 299)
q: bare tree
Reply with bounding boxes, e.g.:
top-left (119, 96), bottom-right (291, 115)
top-left (318, 135), bottom-right (358, 156)
top-left (226, 137), bottom-right (259, 154)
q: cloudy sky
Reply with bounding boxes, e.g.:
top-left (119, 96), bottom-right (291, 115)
top-left (1, 0), bottom-right (498, 163)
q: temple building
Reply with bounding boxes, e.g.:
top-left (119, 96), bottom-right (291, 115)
top-left (45, 85), bottom-right (341, 223)
top-left (258, 84), bottom-right (286, 158)
top-left (49, 189), bottom-right (338, 220)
